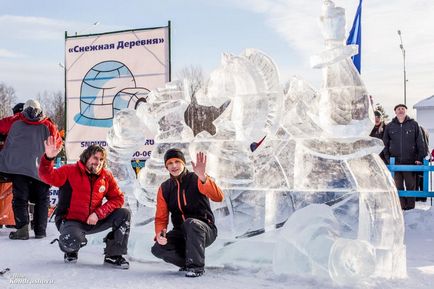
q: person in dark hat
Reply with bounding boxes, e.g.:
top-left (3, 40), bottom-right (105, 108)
top-left (393, 103), bottom-right (407, 111)
top-left (12, 103), bottom-right (24, 115)
top-left (370, 111), bottom-right (385, 139)
top-left (0, 99), bottom-right (61, 239)
top-left (151, 148), bottom-right (224, 277)
top-left (414, 126), bottom-right (430, 202)
top-left (383, 103), bottom-right (425, 210)
top-left (370, 110), bottom-right (386, 162)
top-left (0, 103), bottom-right (25, 150)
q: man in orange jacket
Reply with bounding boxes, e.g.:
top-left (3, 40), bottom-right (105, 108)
top-left (151, 148), bottom-right (224, 277)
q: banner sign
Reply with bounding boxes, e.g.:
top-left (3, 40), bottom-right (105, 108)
top-left (65, 25), bottom-right (170, 162)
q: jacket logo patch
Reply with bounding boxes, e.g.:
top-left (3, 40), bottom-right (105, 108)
top-left (99, 185), bottom-right (106, 193)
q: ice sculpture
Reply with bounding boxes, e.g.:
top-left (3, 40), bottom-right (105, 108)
top-left (106, 109), bottom-right (146, 204)
top-left (107, 0), bottom-right (406, 284)
top-left (135, 81), bottom-right (195, 205)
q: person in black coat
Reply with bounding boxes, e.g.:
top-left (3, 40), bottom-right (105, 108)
top-left (415, 126), bottom-right (430, 201)
top-left (370, 110), bottom-right (386, 162)
top-left (382, 104), bottom-right (425, 210)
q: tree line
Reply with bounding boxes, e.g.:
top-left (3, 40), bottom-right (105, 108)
top-left (0, 82), bottom-right (65, 130)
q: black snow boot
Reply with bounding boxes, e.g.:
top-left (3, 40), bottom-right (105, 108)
top-left (103, 255), bottom-right (129, 269)
top-left (185, 267), bottom-right (204, 278)
top-left (9, 224), bottom-right (29, 240)
top-left (64, 252), bottom-right (78, 263)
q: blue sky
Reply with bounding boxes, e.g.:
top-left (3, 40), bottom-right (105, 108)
top-left (1, 0), bottom-right (434, 117)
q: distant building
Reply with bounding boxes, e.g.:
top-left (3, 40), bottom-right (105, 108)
top-left (414, 95), bottom-right (434, 152)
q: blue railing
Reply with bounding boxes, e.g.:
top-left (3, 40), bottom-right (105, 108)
top-left (387, 157), bottom-right (434, 197)
top-left (55, 157), bottom-right (62, 168)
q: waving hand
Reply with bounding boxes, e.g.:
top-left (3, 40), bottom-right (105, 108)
top-left (44, 135), bottom-right (63, 159)
top-left (191, 152), bottom-right (207, 182)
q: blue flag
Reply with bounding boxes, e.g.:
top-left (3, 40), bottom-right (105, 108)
top-left (346, 0), bottom-right (363, 73)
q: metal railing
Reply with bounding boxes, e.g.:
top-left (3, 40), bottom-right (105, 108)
top-left (387, 157), bottom-right (434, 197)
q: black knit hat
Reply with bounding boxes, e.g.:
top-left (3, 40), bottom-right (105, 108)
top-left (164, 148), bottom-right (185, 167)
top-left (394, 104), bottom-right (407, 111)
top-left (374, 110), bottom-right (382, 117)
top-left (12, 103), bottom-right (24, 114)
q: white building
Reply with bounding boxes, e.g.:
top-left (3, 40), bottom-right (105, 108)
top-left (414, 95), bottom-right (434, 153)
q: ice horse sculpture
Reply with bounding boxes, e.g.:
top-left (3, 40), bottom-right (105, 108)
top-left (108, 0), bottom-right (406, 284)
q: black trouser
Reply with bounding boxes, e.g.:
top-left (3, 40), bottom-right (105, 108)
top-left (11, 174), bottom-right (50, 234)
top-left (151, 218), bottom-right (217, 270)
top-left (394, 171), bottom-right (416, 210)
top-left (58, 208), bottom-right (131, 256)
top-left (415, 172), bottom-right (427, 202)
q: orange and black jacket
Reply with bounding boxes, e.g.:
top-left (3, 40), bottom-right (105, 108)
top-left (39, 154), bottom-right (124, 227)
top-left (154, 169), bottom-right (224, 237)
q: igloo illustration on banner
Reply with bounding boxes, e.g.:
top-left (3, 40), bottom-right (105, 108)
top-left (107, 0), bottom-right (406, 285)
top-left (74, 60), bottom-right (150, 128)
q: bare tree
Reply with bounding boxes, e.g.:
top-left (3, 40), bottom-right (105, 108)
top-left (0, 83), bottom-right (17, 119)
top-left (177, 65), bottom-right (229, 136)
top-left (37, 90), bottom-right (65, 130)
top-left (374, 103), bottom-right (389, 122)
top-left (177, 65), bottom-right (204, 99)
top-left (36, 90), bottom-right (66, 160)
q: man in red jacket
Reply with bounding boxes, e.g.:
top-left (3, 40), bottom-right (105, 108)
top-left (0, 102), bottom-right (23, 151)
top-left (39, 136), bottom-right (130, 269)
top-left (0, 99), bottom-right (60, 239)
top-left (151, 148), bottom-right (224, 277)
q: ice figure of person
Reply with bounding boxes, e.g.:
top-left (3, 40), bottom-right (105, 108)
top-left (269, 0), bottom-right (406, 283)
top-left (311, 0), bottom-right (373, 138)
top-left (108, 0), bottom-right (406, 284)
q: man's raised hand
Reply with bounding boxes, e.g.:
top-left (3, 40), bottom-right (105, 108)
top-left (44, 135), bottom-right (62, 159)
top-left (191, 152), bottom-right (207, 183)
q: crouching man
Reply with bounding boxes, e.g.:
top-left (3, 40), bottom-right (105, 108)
top-left (151, 148), bottom-right (224, 277)
top-left (39, 136), bottom-right (130, 269)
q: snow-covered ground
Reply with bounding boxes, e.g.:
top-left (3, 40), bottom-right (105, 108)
top-left (1, 202), bottom-right (434, 289)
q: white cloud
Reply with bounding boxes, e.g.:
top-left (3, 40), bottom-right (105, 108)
top-left (218, 0), bottom-right (321, 55)
top-left (0, 48), bottom-right (27, 58)
top-left (0, 15), bottom-right (71, 40)
top-left (0, 14), bottom-right (123, 100)
top-left (216, 0), bottom-right (434, 116)
top-left (0, 15), bottom-right (122, 41)
top-left (3, 2), bottom-right (434, 117)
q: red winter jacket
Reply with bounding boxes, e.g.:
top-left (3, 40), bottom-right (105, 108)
top-left (38, 154), bottom-right (124, 223)
top-left (0, 113), bottom-right (61, 180)
top-left (0, 113), bottom-right (59, 138)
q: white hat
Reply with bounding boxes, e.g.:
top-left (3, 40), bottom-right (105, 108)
top-left (24, 99), bottom-right (42, 111)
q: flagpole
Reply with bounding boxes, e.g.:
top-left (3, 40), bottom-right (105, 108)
top-left (397, 30), bottom-right (407, 105)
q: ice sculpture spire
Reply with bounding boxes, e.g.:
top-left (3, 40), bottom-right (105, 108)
top-left (311, 0), bottom-right (373, 138)
top-left (271, 0), bottom-right (406, 283)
